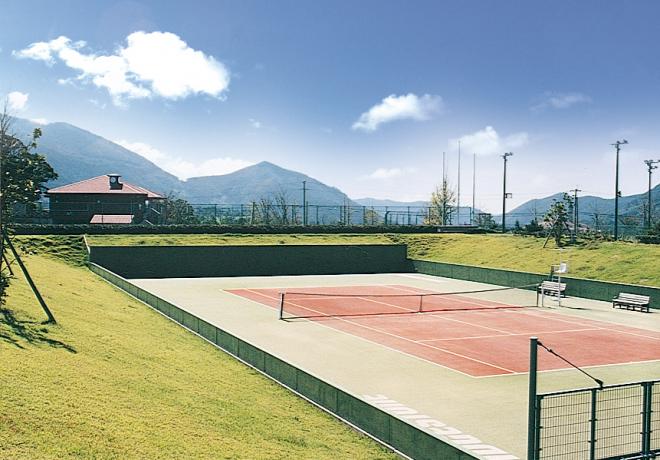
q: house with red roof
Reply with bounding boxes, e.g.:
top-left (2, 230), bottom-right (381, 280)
top-left (46, 174), bottom-right (165, 224)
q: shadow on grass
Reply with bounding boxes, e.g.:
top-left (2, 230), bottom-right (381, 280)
top-left (0, 306), bottom-right (77, 353)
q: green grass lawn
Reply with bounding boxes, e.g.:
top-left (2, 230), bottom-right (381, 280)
top-left (0, 254), bottom-right (396, 459)
top-left (85, 233), bottom-right (660, 286)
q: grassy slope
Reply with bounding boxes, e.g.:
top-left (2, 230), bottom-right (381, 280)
top-left (86, 233), bottom-right (660, 286)
top-left (0, 254), bottom-right (395, 459)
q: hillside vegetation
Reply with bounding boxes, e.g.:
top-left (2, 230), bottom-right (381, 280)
top-left (0, 254), bottom-right (395, 459)
top-left (85, 233), bottom-right (660, 286)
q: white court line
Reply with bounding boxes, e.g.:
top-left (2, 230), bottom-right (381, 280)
top-left (417, 328), bottom-right (609, 343)
top-left (252, 290), bottom-right (517, 375)
top-left (225, 286), bottom-right (660, 378)
top-left (396, 273), bottom-right (448, 283)
top-left (222, 290), bottom-right (482, 378)
top-left (283, 287), bottom-right (519, 336)
top-left (519, 309), bottom-right (660, 341)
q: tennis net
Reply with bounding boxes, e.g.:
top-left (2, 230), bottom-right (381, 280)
top-left (277, 284), bottom-right (539, 320)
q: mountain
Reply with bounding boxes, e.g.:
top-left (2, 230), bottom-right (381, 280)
top-left (504, 187), bottom-right (660, 227)
top-left (355, 198), bottom-right (430, 208)
top-left (10, 117), bottom-right (355, 208)
top-left (10, 117), bottom-right (183, 195)
top-left (184, 161), bottom-right (356, 205)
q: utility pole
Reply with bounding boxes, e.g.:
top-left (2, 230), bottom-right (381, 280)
top-left (501, 152), bottom-right (513, 232)
top-left (442, 151), bottom-right (447, 225)
top-left (569, 188), bottom-right (582, 242)
top-left (457, 140), bottom-right (461, 225)
top-left (472, 153), bottom-right (476, 224)
top-left (611, 139), bottom-right (628, 240)
top-left (301, 180), bottom-right (307, 226)
top-left (644, 159), bottom-right (659, 229)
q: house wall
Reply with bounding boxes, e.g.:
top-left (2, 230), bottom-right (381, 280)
top-left (49, 194), bottom-right (147, 224)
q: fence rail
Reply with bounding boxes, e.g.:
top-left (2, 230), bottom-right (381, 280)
top-left (12, 201), bottom-right (658, 234)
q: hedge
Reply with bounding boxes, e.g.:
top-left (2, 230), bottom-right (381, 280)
top-left (9, 223), bottom-right (487, 235)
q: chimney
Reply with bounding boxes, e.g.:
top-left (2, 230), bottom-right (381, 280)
top-left (107, 174), bottom-right (123, 190)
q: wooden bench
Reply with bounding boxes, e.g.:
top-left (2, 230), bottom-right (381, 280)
top-left (612, 293), bottom-right (651, 313)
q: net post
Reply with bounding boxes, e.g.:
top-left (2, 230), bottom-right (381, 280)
top-left (527, 337), bottom-right (539, 460)
top-left (278, 292), bottom-right (285, 320)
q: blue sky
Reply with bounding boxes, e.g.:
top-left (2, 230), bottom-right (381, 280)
top-left (1, 0), bottom-right (660, 212)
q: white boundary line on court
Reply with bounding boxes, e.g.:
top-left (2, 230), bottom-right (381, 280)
top-left (247, 289), bottom-right (517, 375)
top-left (230, 283), bottom-right (660, 379)
top-left (224, 288), bottom-right (482, 378)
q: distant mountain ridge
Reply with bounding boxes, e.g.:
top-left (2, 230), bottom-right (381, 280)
top-left (11, 117), bottom-right (355, 207)
top-left (503, 187), bottom-right (660, 227)
top-left (11, 116), bottom-right (657, 222)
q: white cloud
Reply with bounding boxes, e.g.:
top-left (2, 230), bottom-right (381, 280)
top-left (249, 118), bottom-right (261, 129)
top-left (30, 118), bottom-right (49, 125)
top-left (363, 167), bottom-right (416, 180)
top-left (115, 139), bottom-right (253, 180)
top-left (7, 91), bottom-right (29, 111)
top-left (450, 126), bottom-right (529, 156)
top-left (14, 32), bottom-right (230, 105)
top-left (352, 93), bottom-right (442, 132)
top-left (88, 98), bottom-right (107, 109)
top-left (532, 92), bottom-right (591, 111)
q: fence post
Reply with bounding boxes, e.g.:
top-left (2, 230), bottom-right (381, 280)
top-left (528, 337), bottom-right (538, 460)
top-left (589, 388), bottom-right (597, 460)
top-left (642, 382), bottom-right (652, 455)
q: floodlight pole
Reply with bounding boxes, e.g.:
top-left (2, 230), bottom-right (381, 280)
top-left (302, 180), bottom-right (307, 226)
top-left (644, 160), bottom-right (659, 229)
top-left (472, 153), bottom-right (476, 224)
top-left (611, 140), bottom-right (628, 240)
top-left (442, 151), bottom-right (447, 225)
top-left (569, 188), bottom-right (582, 243)
top-left (457, 140), bottom-right (461, 225)
top-left (501, 152), bottom-right (513, 232)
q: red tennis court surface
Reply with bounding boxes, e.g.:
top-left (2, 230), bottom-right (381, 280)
top-left (227, 284), bottom-right (660, 377)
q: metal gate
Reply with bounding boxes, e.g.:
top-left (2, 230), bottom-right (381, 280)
top-left (531, 380), bottom-right (659, 459)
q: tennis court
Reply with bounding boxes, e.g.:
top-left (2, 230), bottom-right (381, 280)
top-left (128, 272), bottom-right (660, 459)
top-left (228, 284), bottom-right (660, 377)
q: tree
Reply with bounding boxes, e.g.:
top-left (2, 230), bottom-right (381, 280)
top-left (475, 212), bottom-right (497, 230)
top-left (364, 208), bottom-right (381, 225)
top-left (524, 218), bottom-right (543, 234)
top-left (0, 112), bottom-right (57, 220)
top-left (513, 220), bottom-right (522, 233)
top-left (162, 193), bottom-right (199, 224)
top-left (426, 180), bottom-right (456, 225)
top-left (1, 106), bottom-right (57, 302)
top-left (543, 193), bottom-right (574, 247)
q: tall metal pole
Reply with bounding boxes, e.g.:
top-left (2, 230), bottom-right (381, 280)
top-left (457, 140), bottom-right (461, 225)
top-left (442, 151), bottom-right (447, 225)
top-left (472, 153), bottom-right (476, 224)
top-left (502, 152), bottom-right (513, 232)
top-left (611, 140), bottom-right (628, 240)
top-left (644, 160), bottom-right (659, 229)
top-left (302, 180), bottom-right (307, 226)
top-left (527, 337), bottom-right (539, 460)
top-left (569, 188), bottom-right (581, 243)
